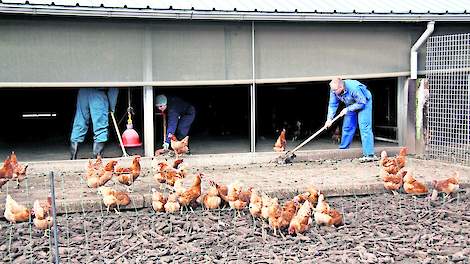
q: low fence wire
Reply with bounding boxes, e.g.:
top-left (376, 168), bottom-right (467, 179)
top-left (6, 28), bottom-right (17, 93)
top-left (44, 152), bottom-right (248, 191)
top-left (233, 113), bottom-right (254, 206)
top-left (0, 161), bottom-right (469, 263)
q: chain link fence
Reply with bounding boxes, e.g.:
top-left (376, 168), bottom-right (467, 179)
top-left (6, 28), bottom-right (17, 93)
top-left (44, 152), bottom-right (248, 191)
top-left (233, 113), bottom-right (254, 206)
top-left (426, 33), bottom-right (470, 165)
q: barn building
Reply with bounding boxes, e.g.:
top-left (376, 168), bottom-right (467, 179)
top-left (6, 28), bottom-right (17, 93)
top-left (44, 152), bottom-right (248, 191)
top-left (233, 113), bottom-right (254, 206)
top-left (0, 0), bottom-right (469, 162)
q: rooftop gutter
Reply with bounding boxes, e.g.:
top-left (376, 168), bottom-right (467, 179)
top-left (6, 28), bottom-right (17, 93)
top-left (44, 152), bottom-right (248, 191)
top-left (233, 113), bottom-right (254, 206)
top-left (1, 4), bottom-right (470, 22)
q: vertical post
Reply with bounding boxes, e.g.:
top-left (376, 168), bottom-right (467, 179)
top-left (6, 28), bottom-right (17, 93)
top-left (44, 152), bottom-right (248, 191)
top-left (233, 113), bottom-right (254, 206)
top-left (143, 26), bottom-right (154, 157)
top-left (143, 87), bottom-right (154, 157)
top-left (250, 21), bottom-right (256, 153)
top-left (467, 75), bottom-right (470, 161)
top-left (406, 79), bottom-right (417, 154)
top-left (49, 171), bottom-right (60, 264)
top-left (397, 76), bottom-right (407, 146)
top-left (416, 79), bottom-right (428, 155)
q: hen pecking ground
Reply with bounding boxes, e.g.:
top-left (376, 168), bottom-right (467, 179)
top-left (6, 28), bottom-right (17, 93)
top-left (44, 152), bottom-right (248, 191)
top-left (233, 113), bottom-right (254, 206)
top-left (1, 189), bottom-right (469, 263)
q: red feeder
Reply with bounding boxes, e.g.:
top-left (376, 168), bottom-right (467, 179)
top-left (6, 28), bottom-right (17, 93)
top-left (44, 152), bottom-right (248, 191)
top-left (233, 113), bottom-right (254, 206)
top-left (121, 89), bottom-right (142, 148)
top-left (122, 123), bottom-right (142, 147)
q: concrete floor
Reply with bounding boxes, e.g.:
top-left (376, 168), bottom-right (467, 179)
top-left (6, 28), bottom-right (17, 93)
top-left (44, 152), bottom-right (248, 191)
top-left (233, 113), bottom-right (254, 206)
top-left (0, 136), bottom-right (397, 162)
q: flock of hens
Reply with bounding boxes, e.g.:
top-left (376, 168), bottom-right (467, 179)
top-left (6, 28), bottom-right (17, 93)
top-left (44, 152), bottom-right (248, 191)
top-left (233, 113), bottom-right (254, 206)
top-left (380, 147), bottom-right (460, 198)
top-left (0, 152), bottom-right (52, 236)
top-left (0, 134), bottom-right (462, 237)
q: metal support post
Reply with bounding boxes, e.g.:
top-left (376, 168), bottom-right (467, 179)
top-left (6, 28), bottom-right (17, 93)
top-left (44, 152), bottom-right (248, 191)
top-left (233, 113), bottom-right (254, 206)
top-left (49, 171), bottom-right (60, 264)
top-left (250, 21), bottom-right (256, 153)
top-left (397, 76), bottom-right (407, 146)
top-left (143, 26), bottom-right (154, 157)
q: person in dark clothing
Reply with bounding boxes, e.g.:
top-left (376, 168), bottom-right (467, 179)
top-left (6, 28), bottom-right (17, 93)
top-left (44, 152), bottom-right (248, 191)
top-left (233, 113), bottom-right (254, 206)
top-left (155, 94), bottom-right (196, 152)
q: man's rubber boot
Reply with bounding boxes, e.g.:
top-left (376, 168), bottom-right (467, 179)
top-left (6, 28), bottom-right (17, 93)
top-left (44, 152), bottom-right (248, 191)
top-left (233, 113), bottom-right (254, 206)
top-left (93, 142), bottom-right (105, 158)
top-left (358, 155), bottom-right (378, 163)
top-left (70, 142), bottom-right (79, 160)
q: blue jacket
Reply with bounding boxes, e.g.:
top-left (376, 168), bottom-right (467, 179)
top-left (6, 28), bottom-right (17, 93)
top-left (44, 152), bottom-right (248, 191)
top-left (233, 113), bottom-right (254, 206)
top-left (165, 96), bottom-right (194, 142)
top-left (327, 80), bottom-right (372, 120)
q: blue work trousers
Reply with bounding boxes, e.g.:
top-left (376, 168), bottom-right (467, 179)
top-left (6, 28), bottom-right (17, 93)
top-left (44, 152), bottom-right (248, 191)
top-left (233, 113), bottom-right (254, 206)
top-left (339, 98), bottom-right (374, 156)
top-left (172, 105), bottom-right (196, 141)
top-left (70, 89), bottom-right (110, 143)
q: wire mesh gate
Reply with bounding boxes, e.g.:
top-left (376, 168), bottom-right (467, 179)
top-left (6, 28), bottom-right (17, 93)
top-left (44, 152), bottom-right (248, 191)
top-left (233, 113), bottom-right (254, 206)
top-left (426, 33), bottom-right (470, 165)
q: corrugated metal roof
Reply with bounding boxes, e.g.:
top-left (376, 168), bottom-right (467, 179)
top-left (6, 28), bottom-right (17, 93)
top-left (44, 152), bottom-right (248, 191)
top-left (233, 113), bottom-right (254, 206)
top-left (1, 0), bottom-right (470, 21)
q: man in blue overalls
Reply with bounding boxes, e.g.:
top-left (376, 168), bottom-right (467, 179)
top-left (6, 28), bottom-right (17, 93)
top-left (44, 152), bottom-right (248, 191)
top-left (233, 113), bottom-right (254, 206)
top-left (70, 88), bottom-right (119, 159)
top-left (324, 78), bottom-right (376, 162)
top-left (155, 94), bottom-right (196, 152)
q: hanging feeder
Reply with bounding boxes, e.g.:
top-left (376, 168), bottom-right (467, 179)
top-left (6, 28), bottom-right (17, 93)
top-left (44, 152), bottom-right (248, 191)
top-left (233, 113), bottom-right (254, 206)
top-left (122, 89), bottom-right (142, 147)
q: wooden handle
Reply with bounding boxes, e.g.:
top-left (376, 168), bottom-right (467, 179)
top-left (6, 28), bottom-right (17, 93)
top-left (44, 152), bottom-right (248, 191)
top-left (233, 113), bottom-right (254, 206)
top-left (289, 114), bottom-right (342, 154)
top-left (162, 113), bottom-right (167, 144)
top-left (110, 111), bottom-right (129, 157)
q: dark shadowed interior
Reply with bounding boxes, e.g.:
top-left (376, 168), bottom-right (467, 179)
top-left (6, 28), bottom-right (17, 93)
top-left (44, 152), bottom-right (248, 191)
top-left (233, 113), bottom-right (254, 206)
top-left (0, 79), bottom-right (397, 160)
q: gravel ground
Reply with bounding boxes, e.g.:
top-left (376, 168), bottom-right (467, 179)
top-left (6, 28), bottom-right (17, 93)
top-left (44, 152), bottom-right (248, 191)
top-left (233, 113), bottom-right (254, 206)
top-left (1, 189), bottom-right (469, 264)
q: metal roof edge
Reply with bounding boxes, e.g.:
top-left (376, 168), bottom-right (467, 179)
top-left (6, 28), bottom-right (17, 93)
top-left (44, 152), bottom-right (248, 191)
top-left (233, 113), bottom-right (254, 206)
top-left (1, 4), bottom-right (470, 22)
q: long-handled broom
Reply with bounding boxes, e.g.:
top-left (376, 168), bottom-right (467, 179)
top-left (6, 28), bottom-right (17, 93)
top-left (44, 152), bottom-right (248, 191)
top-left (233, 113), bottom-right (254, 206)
top-left (276, 114), bottom-right (342, 164)
top-left (110, 110), bottom-right (129, 157)
top-left (106, 90), bottom-right (129, 157)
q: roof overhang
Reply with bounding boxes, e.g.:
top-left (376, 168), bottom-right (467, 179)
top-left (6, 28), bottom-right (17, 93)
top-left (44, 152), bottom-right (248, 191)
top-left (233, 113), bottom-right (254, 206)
top-left (1, 4), bottom-right (470, 22)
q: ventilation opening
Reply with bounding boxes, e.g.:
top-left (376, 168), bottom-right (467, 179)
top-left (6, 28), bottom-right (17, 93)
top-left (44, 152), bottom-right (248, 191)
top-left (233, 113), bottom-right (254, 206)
top-left (153, 86), bottom-right (250, 154)
top-left (0, 79), bottom-right (398, 161)
top-left (256, 78), bottom-right (398, 151)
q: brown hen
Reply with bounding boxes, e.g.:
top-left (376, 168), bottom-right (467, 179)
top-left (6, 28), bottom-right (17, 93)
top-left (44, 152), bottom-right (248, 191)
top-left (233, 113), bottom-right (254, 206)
top-left (178, 173), bottom-right (203, 207)
top-left (273, 129), bottom-right (287, 152)
top-left (4, 195), bottom-right (30, 223)
top-left (116, 156), bottom-right (141, 188)
top-left (403, 169), bottom-right (428, 195)
top-left (433, 171), bottom-right (459, 196)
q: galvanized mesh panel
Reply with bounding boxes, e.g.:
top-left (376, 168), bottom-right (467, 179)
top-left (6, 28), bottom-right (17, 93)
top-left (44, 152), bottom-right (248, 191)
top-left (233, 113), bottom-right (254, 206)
top-left (426, 33), bottom-right (470, 165)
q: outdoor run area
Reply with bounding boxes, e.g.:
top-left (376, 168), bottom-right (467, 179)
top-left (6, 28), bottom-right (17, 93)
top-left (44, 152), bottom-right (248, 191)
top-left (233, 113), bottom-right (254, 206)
top-left (1, 0), bottom-right (470, 263)
top-left (0, 149), bottom-right (469, 263)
